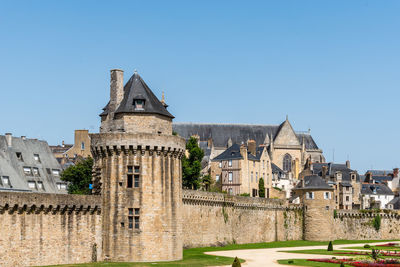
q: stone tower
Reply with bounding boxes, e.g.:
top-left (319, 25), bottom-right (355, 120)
top-left (293, 175), bottom-right (335, 241)
top-left (91, 69), bottom-right (186, 262)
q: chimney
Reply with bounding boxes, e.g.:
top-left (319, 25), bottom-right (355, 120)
top-left (240, 143), bottom-right (247, 158)
top-left (109, 69), bottom-right (124, 114)
top-left (21, 136), bottom-right (26, 140)
top-left (301, 178), bottom-right (305, 188)
top-left (247, 140), bottom-right (256, 156)
top-left (5, 133), bottom-right (12, 147)
top-left (62, 140), bottom-right (65, 147)
top-left (322, 165), bottom-right (328, 178)
top-left (207, 138), bottom-right (213, 149)
top-left (366, 172), bottom-right (372, 183)
top-left (394, 168), bottom-right (399, 178)
top-left (346, 160), bottom-right (350, 169)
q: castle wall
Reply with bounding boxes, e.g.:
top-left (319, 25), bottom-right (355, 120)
top-left (333, 210), bottom-right (400, 240)
top-left (182, 190), bottom-right (303, 248)
top-left (0, 192), bottom-right (102, 267)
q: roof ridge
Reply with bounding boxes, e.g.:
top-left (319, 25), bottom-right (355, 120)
top-left (173, 122), bottom-right (280, 126)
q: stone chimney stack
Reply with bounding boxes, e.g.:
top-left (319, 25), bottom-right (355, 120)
top-left (346, 160), bottom-right (350, 169)
top-left (5, 133), bottom-right (12, 147)
top-left (240, 143), bottom-right (247, 158)
top-left (322, 165), bottom-right (328, 179)
top-left (393, 168), bottom-right (399, 178)
top-left (109, 69), bottom-right (124, 114)
top-left (247, 140), bottom-right (256, 156)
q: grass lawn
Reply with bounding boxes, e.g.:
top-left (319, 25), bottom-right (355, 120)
top-left (45, 240), bottom-right (398, 267)
top-left (278, 259), bottom-right (352, 266)
top-left (279, 249), bottom-right (358, 256)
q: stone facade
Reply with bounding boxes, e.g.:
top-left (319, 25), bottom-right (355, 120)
top-left (181, 190), bottom-right (303, 248)
top-left (0, 192), bottom-right (101, 267)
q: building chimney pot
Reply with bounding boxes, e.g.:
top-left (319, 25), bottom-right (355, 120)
top-left (393, 168), bottom-right (399, 178)
top-left (5, 133), bottom-right (12, 147)
top-left (21, 136), bottom-right (26, 140)
top-left (346, 160), bottom-right (350, 169)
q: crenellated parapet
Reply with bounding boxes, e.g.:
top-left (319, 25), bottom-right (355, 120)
top-left (336, 209), bottom-right (400, 219)
top-left (90, 132), bottom-right (185, 159)
top-left (182, 189), bottom-right (303, 211)
top-left (0, 191), bottom-right (101, 215)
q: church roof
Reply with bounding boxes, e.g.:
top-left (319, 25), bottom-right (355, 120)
top-left (101, 72), bottom-right (174, 118)
top-left (172, 123), bottom-right (319, 150)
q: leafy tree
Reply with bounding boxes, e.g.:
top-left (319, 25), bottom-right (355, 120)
top-left (232, 257), bottom-right (241, 267)
top-left (182, 137), bottom-right (204, 189)
top-left (373, 214), bottom-right (381, 231)
top-left (258, 177), bottom-right (265, 198)
top-left (61, 157), bottom-right (93, 195)
top-left (327, 241), bottom-right (333, 251)
top-left (201, 174), bottom-right (212, 191)
top-left (368, 249), bottom-right (382, 262)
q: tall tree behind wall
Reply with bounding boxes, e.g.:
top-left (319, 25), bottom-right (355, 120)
top-left (182, 137), bottom-right (204, 190)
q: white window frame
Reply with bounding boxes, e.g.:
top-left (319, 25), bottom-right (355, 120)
top-left (52, 169), bottom-right (60, 176)
top-left (306, 192), bottom-right (314, 199)
top-left (228, 172), bottom-right (233, 182)
top-left (219, 161), bottom-right (222, 168)
top-left (216, 175), bottom-right (220, 182)
top-left (228, 160), bottom-right (232, 167)
top-left (324, 192), bottom-right (331, 200)
top-left (28, 181), bottom-right (36, 189)
top-left (2, 176), bottom-right (9, 185)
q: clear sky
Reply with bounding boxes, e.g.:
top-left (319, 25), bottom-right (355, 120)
top-left (0, 1), bottom-right (399, 173)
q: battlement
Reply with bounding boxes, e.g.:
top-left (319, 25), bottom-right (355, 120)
top-left (336, 209), bottom-right (400, 219)
top-left (90, 132), bottom-right (185, 158)
top-left (182, 190), bottom-right (302, 210)
top-left (0, 191), bottom-right (101, 215)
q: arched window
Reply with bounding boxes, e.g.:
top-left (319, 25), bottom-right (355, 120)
top-left (283, 154), bottom-right (292, 172)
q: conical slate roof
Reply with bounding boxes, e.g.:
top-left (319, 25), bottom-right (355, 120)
top-left (102, 72), bottom-right (174, 118)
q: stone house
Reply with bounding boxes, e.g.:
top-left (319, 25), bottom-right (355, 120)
top-left (0, 133), bottom-right (67, 193)
top-left (211, 140), bottom-right (272, 197)
top-left (300, 161), bottom-right (361, 210)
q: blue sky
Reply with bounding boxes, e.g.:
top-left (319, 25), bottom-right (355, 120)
top-left (0, 1), bottom-right (399, 172)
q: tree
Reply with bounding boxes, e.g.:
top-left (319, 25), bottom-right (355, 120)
top-left (201, 174), bottom-right (212, 191)
top-left (232, 257), bottom-right (241, 267)
top-left (327, 241), bottom-right (333, 251)
top-left (258, 177), bottom-right (265, 198)
top-left (182, 137), bottom-right (204, 189)
top-left (61, 157), bottom-right (93, 195)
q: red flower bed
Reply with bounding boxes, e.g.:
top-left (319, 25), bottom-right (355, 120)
top-left (376, 243), bottom-right (399, 247)
top-left (334, 251), bottom-right (400, 257)
top-left (308, 258), bottom-right (400, 266)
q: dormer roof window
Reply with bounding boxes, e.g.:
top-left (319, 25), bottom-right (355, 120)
top-left (134, 99), bottom-right (145, 110)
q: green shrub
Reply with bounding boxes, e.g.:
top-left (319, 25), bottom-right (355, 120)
top-left (288, 260), bottom-right (294, 264)
top-left (373, 214), bottom-right (381, 231)
top-left (340, 263), bottom-right (345, 267)
top-left (327, 241), bottom-right (333, 251)
top-left (364, 244), bottom-right (371, 248)
top-left (333, 209), bottom-right (337, 218)
top-left (232, 257), bottom-right (241, 267)
top-left (239, 193), bottom-right (250, 197)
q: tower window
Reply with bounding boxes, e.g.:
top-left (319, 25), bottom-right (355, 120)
top-left (134, 175), bottom-right (139, 187)
top-left (127, 174), bottom-right (133, 188)
top-left (134, 99), bottom-right (145, 110)
top-left (128, 208), bottom-right (140, 229)
top-left (81, 142), bottom-right (85, 150)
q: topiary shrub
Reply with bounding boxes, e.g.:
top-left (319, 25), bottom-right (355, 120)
top-left (373, 214), bottom-right (381, 231)
top-left (327, 241), bottom-right (333, 251)
top-left (288, 260), bottom-right (294, 264)
top-left (340, 263), bottom-right (345, 267)
top-left (232, 257), bottom-right (241, 267)
top-left (364, 244), bottom-right (371, 248)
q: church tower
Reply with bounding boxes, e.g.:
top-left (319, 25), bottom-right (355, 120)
top-left (91, 69), bottom-right (186, 262)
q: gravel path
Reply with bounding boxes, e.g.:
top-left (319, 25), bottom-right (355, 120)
top-left (206, 242), bottom-right (388, 267)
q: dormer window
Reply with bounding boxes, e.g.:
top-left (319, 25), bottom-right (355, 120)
top-left (134, 99), bottom-right (145, 110)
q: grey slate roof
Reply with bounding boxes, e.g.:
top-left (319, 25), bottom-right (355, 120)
top-left (271, 163), bottom-right (284, 174)
top-left (0, 135), bottom-right (67, 194)
top-left (371, 175), bottom-right (393, 183)
top-left (366, 170), bottom-right (393, 176)
top-left (172, 123), bottom-right (319, 150)
top-left (361, 183), bottom-right (394, 196)
top-left (295, 175), bottom-right (333, 190)
top-left (101, 72), bottom-right (174, 119)
top-left (212, 144), bottom-right (243, 161)
top-left (312, 162), bottom-right (360, 182)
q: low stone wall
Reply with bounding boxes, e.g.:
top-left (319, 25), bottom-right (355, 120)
top-left (333, 210), bottom-right (400, 240)
top-left (0, 192), bottom-right (102, 267)
top-left (182, 190), bottom-right (303, 248)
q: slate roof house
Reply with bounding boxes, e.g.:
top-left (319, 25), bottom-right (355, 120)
top-left (0, 133), bottom-right (67, 193)
top-left (210, 141), bottom-right (273, 197)
top-left (300, 161), bottom-right (361, 210)
top-left (361, 183), bottom-right (394, 209)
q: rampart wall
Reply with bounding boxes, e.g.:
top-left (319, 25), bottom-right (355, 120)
top-left (182, 190), bottom-right (303, 248)
top-left (333, 210), bottom-right (400, 240)
top-left (0, 192), bottom-right (102, 267)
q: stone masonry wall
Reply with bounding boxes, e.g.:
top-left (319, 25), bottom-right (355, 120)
top-left (182, 190), bottom-right (303, 248)
top-left (0, 192), bottom-right (102, 267)
top-left (333, 210), bottom-right (400, 240)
